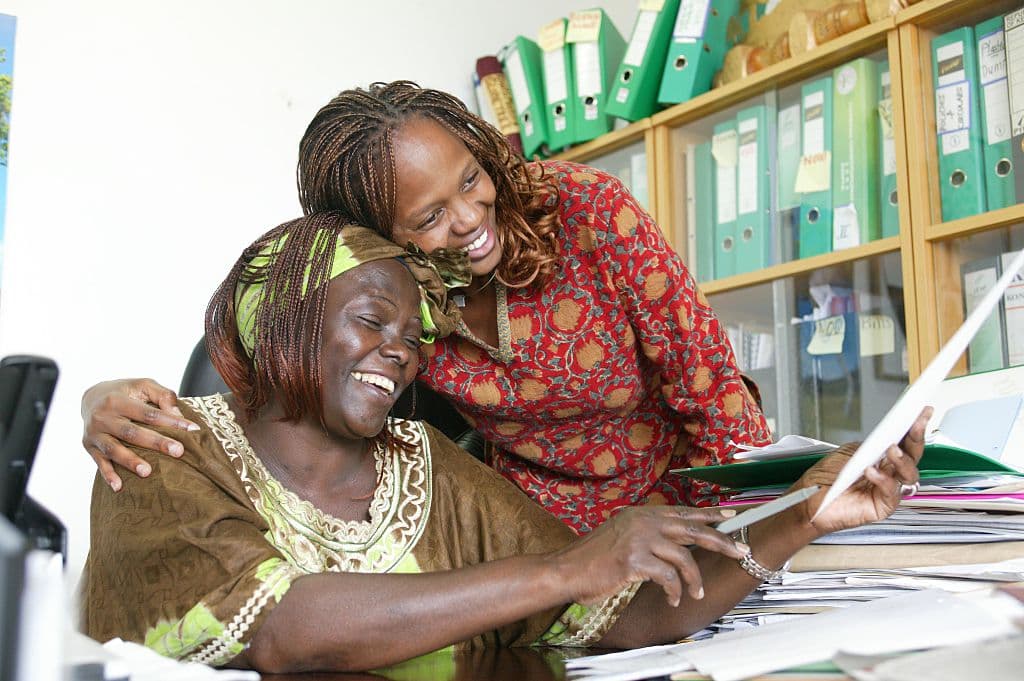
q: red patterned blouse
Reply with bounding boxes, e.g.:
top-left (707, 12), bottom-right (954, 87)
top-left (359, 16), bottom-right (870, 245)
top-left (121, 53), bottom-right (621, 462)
top-left (418, 161), bottom-right (771, 534)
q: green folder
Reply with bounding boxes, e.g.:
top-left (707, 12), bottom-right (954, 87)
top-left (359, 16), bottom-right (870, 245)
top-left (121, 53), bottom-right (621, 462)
top-left (501, 36), bottom-right (549, 159)
top-left (538, 18), bottom-right (577, 152)
top-left (657, 0), bottom-right (740, 106)
top-left (673, 445), bottom-right (1022, 491)
top-left (879, 62), bottom-right (900, 238)
top-left (606, 0), bottom-right (680, 122)
top-left (798, 76), bottom-right (834, 259)
top-left (932, 27), bottom-right (987, 222)
top-left (688, 140), bottom-right (716, 282)
top-left (962, 256), bottom-right (1008, 372)
top-left (734, 105), bottom-right (772, 275)
top-left (777, 102), bottom-right (802, 262)
top-left (1005, 11), bottom-right (1024, 204)
top-left (832, 58), bottom-right (880, 249)
top-left (567, 8), bottom-right (626, 145)
top-left (976, 16), bottom-right (1016, 211)
top-left (712, 119), bottom-right (738, 279)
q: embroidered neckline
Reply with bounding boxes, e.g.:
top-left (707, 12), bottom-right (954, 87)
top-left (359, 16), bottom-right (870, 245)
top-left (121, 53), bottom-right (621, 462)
top-left (183, 394), bottom-right (432, 574)
top-left (455, 282), bottom-right (515, 363)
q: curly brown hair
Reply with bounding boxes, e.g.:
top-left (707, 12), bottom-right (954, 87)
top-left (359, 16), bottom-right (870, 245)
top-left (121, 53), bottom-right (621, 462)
top-left (297, 80), bottom-right (561, 288)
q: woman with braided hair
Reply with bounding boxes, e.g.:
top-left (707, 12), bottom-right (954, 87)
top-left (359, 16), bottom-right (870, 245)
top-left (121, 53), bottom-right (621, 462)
top-left (87, 81), bottom-right (790, 533)
top-left (81, 211), bottom-right (928, 673)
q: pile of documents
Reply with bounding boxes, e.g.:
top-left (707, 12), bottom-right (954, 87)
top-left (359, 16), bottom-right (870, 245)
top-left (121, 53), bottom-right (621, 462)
top-left (675, 355), bottom-right (1024, 638)
top-left (566, 588), bottom-right (1024, 681)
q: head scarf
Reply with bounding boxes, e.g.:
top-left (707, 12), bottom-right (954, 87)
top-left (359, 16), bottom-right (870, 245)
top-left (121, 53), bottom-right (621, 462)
top-left (234, 222), bottom-right (470, 356)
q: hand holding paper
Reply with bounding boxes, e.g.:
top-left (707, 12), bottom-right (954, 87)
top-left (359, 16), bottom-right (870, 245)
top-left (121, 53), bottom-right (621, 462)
top-left (813, 249), bottom-right (1024, 518)
top-left (801, 409), bottom-right (930, 536)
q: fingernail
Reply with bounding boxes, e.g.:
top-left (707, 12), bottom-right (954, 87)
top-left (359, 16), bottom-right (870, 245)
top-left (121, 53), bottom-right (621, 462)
top-left (186, 422), bottom-right (200, 432)
top-left (171, 406), bottom-right (184, 417)
top-left (109, 478), bottom-right (122, 492)
top-left (894, 449), bottom-right (904, 458)
top-left (695, 587), bottom-right (704, 600)
top-left (720, 509), bottom-right (737, 518)
top-left (137, 463), bottom-right (151, 477)
top-left (169, 443), bottom-right (184, 457)
top-left (735, 542), bottom-right (750, 554)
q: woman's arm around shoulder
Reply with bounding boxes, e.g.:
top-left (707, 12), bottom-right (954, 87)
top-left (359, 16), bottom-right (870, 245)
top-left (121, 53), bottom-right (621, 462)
top-left (81, 378), bottom-right (199, 490)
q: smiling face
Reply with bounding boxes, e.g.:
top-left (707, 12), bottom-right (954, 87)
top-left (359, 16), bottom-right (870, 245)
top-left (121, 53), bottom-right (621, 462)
top-left (319, 259), bottom-right (422, 441)
top-left (390, 117), bottom-right (502, 280)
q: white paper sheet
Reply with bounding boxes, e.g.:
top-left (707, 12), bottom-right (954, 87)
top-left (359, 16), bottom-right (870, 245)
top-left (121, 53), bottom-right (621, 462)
top-left (814, 249), bottom-right (1024, 518)
top-left (733, 434), bottom-right (839, 461)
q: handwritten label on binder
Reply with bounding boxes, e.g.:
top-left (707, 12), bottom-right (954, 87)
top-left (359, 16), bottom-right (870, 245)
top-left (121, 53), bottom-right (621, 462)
top-left (859, 315), bottom-right (896, 357)
top-left (794, 151), bottom-right (831, 193)
top-left (538, 20), bottom-right (566, 52)
top-left (807, 315), bottom-right (846, 355)
top-left (567, 10), bottom-right (602, 43)
top-left (833, 204), bottom-right (860, 250)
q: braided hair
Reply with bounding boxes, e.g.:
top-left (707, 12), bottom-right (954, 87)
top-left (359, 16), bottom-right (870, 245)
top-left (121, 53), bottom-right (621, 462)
top-left (206, 212), bottom-right (404, 453)
top-left (297, 80), bottom-right (561, 288)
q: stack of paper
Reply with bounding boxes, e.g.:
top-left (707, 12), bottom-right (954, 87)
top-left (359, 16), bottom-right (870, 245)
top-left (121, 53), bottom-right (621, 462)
top-left (673, 366), bottom-right (1024, 634)
top-left (565, 589), bottom-right (1024, 681)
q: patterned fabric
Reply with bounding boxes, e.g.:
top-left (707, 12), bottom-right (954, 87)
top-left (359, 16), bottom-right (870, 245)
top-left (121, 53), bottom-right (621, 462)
top-left (81, 394), bottom-right (637, 666)
top-left (417, 160), bottom-right (772, 534)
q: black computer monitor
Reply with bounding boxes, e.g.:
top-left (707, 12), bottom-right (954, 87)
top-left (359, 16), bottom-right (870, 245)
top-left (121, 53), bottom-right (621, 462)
top-left (0, 514), bottom-right (27, 681)
top-left (0, 355), bottom-right (58, 522)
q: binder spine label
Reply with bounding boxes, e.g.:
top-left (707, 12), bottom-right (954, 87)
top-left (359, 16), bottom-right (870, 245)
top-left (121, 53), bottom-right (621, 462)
top-left (935, 42), bottom-right (971, 155)
top-left (980, 30), bottom-right (1012, 144)
top-left (1007, 11), bottom-right (1024, 136)
top-left (833, 204), bottom-right (860, 250)
top-left (538, 20), bottom-right (566, 52)
top-left (936, 82), bottom-right (971, 154)
top-left (575, 41), bottom-right (602, 97)
top-left (737, 118), bottom-right (759, 216)
top-left (713, 130), bottom-right (738, 223)
top-left (804, 91), bottom-right (826, 155)
top-left (673, 0), bottom-right (710, 42)
top-left (505, 50), bottom-right (531, 115)
top-left (880, 70), bottom-right (896, 177)
top-left (543, 49), bottom-right (567, 104)
top-left (567, 10), bottom-right (602, 43)
top-left (624, 10), bottom-right (657, 67)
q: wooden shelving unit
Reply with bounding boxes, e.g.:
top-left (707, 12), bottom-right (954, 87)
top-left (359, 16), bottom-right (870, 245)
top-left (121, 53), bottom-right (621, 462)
top-left (554, 0), bottom-right (1022, 390)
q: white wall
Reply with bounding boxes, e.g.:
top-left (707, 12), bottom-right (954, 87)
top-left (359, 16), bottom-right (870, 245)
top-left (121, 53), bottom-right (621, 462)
top-left (0, 0), bottom-right (636, 580)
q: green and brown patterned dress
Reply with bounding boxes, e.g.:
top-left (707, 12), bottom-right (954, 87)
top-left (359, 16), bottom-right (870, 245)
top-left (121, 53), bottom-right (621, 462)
top-left (81, 394), bottom-right (638, 666)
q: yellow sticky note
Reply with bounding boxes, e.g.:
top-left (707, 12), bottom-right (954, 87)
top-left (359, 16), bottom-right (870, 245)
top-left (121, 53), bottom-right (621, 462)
top-left (794, 151), bottom-right (831, 193)
top-left (639, 0), bottom-right (666, 10)
top-left (567, 10), bottom-right (602, 43)
top-left (807, 315), bottom-right (845, 355)
top-left (538, 19), bottom-right (566, 52)
top-left (859, 314), bottom-right (896, 357)
top-left (712, 130), bottom-right (739, 167)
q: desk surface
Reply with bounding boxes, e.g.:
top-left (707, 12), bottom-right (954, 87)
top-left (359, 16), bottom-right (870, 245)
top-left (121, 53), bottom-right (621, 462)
top-left (259, 648), bottom-right (851, 681)
top-left (259, 647), bottom-right (574, 681)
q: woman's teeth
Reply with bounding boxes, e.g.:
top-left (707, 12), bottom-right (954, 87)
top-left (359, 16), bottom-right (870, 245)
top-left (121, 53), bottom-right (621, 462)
top-left (351, 372), bottom-right (395, 394)
top-left (467, 230), bottom-right (487, 252)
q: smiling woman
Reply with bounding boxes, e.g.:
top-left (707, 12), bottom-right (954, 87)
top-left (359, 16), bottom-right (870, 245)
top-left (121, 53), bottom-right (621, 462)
top-left (78, 212), bottom-right (929, 673)
top-left (79, 82), bottom-right (774, 533)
